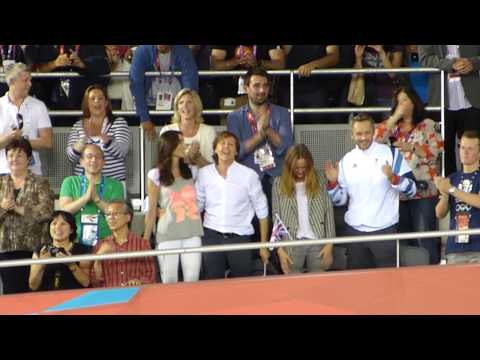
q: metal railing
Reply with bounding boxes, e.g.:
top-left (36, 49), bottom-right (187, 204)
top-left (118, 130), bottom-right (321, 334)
top-left (16, 67), bottom-right (444, 202)
top-left (21, 67), bottom-right (442, 119)
top-left (3, 68), bottom-right (442, 127)
top-left (0, 67), bottom-right (449, 279)
top-left (0, 227), bottom-right (476, 270)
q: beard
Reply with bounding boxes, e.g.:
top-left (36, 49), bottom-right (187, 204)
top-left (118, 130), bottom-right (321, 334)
top-left (249, 95), bottom-right (268, 106)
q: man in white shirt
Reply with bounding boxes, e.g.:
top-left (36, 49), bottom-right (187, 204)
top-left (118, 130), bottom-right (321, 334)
top-left (325, 114), bottom-right (417, 269)
top-left (0, 62), bottom-right (52, 175)
top-left (196, 131), bottom-right (269, 279)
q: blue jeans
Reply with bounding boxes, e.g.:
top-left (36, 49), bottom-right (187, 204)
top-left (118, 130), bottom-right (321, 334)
top-left (399, 197), bottom-right (440, 264)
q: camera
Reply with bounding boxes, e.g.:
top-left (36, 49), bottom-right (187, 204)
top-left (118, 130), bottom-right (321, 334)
top-left (45, 244), bottom-right (67, 256)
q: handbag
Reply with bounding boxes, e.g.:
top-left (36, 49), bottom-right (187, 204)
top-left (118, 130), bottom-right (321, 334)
top-left (347, 75), bottom-right (365, 106)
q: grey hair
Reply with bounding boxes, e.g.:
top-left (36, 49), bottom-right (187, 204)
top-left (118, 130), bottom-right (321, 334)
top-left (107, 200), bottom-right (134, 228)
top-left (5, 62), bottom-right (29, 86)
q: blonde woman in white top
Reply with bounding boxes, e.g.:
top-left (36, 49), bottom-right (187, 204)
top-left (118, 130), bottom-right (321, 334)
top-left (160, 89), bottom-right (215, 178)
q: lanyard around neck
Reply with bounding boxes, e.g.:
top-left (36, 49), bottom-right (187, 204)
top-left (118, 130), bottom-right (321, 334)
top-left (81, 175), bottom-right (105, 207)
top-left (246, 104), bottom-right (271, 134)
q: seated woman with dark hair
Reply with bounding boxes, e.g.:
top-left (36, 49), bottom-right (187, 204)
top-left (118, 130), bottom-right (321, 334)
top-left (29, 210), bottom-right (91, 291)
top-left (0, 138), bottom-right (54, 294)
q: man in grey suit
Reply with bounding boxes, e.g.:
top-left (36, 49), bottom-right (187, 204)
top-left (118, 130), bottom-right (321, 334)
top-left (418, 45), bottom-right (480, 176)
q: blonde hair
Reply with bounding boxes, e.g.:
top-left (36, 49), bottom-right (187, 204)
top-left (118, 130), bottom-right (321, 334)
top-left (5, 62), bottom-right (29, 86)
top-left (171, 88), bottom-right (204, 125)
top-left (279, 144), bottom-right (320, 198)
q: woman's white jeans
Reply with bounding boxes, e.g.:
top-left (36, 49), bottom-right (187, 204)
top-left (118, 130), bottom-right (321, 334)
top-left (157, 236), bottom-right (202, 284)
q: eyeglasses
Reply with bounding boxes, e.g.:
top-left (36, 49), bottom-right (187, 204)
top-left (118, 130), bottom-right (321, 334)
top-left (83, 153), bottom-right (103, 160)
top-left (105, 211), bottom-right (126, 218)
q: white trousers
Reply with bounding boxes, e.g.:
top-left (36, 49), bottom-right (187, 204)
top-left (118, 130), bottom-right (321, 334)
top-left (157, 236), bottom-right (202, 284)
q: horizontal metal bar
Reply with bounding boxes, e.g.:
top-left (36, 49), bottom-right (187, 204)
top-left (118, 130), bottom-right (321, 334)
top-left (48, 106), bottom-right (442, 118)
top-left (0, 67), bottom-right (441, 79)
top-left (0, 228), bottom-right (478, 269)
top-left (293, 106), bottom-right (442, 114)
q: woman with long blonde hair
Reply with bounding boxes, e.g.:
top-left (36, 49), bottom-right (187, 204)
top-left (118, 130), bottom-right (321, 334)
top-left (272, 144), bottom-right (336, 274)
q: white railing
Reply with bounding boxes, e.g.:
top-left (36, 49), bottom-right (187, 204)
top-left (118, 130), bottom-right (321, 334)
top-left (0, 228), bottom-right (476, 270)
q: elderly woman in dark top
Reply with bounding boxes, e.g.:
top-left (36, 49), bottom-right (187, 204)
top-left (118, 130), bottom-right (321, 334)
top-left (29, 210), bottom-right (91, 291)
top-left (0, 138), bottom-right (54, 294)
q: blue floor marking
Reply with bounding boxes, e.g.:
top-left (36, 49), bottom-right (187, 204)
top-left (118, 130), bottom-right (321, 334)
top-left (45, 287), bottom-right (140, 312)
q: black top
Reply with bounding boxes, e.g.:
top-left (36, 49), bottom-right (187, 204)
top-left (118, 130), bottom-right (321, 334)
top-left (23, 45), bottom-right (110, 110)
top-left (362, 45), bottom-right (405, 100)
top-left (211, 45), bottom-right (277, 97)
top-left (34, 242), bottom-right (91, 291)
top-left (285, 45), bottom-right (327, 93)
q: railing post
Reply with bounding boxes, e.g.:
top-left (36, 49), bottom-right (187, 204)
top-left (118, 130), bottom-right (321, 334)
top-left (140, 125), bottom-right (145, 213)
top-left (440, 70), bottom-right (445, 177)
top-left (396, 239), bottom-right (400, 268)
top-left (290, 70), bottom-right (294, 130)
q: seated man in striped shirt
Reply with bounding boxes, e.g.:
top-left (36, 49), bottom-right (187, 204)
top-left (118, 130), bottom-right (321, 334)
top-left (325, 114), bottom-right (416, 270)
top-left (91, 200), bottom-right (156, 288)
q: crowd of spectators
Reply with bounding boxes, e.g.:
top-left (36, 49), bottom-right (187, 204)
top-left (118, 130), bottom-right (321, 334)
top-left (0, 44), bottom-right (479, 295)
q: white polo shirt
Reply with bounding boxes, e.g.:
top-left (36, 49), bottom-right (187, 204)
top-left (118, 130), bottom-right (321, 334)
top-left (0, 93), bottom-right (52, 175)
top-left (196, 161), bottom-right (269, 236)
top-left (328, 141), bottom-right (415, 232)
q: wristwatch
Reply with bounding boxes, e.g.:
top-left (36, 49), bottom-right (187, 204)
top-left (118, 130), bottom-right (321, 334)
top-left (448, 186), bottom-right (457, 195)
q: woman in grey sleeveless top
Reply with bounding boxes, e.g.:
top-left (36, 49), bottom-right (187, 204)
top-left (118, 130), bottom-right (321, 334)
top-left (143, 131), bottom-right (203, 283)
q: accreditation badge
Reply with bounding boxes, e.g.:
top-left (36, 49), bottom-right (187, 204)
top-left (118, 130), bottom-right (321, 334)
top-left (0, 60), bottom-right (15, 83)
top-left (156, 89), bottom-right (173, 110)
top-left (237, 76), bottom-right (246, 95)
top-left (254, 143), bottom-right (275, 172)
top-left (2, 59), bottom-right (15, 74)
top-left (60, 79), bottom-right (71, 97)
top-left (455, 212), bottom-right (470, 244)
top-left (81, 214), bottom-right (99, 247)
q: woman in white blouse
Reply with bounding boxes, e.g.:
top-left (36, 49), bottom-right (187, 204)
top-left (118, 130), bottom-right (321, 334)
top-left (160, 88), bottom-right (215, 178)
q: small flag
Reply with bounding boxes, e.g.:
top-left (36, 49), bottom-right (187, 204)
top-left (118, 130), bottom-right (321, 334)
top-left (269, 214), bottom-right (291, 251)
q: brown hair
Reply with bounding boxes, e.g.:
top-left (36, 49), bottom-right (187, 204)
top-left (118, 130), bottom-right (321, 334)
top-left (351, 113), bottom-right (375, 128)
top-left (156, 131), bottom-right (192, 186)
top-left (212, 131), bottom-right (240, 165)
top-left (81, 84), bottom-right (114, 125)
top-left (461, 130), bottom-right (480, 146)
top-left (6, 137), bottom-right (32, 159)
top-left (244, 66), bottom-right (271, 86)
